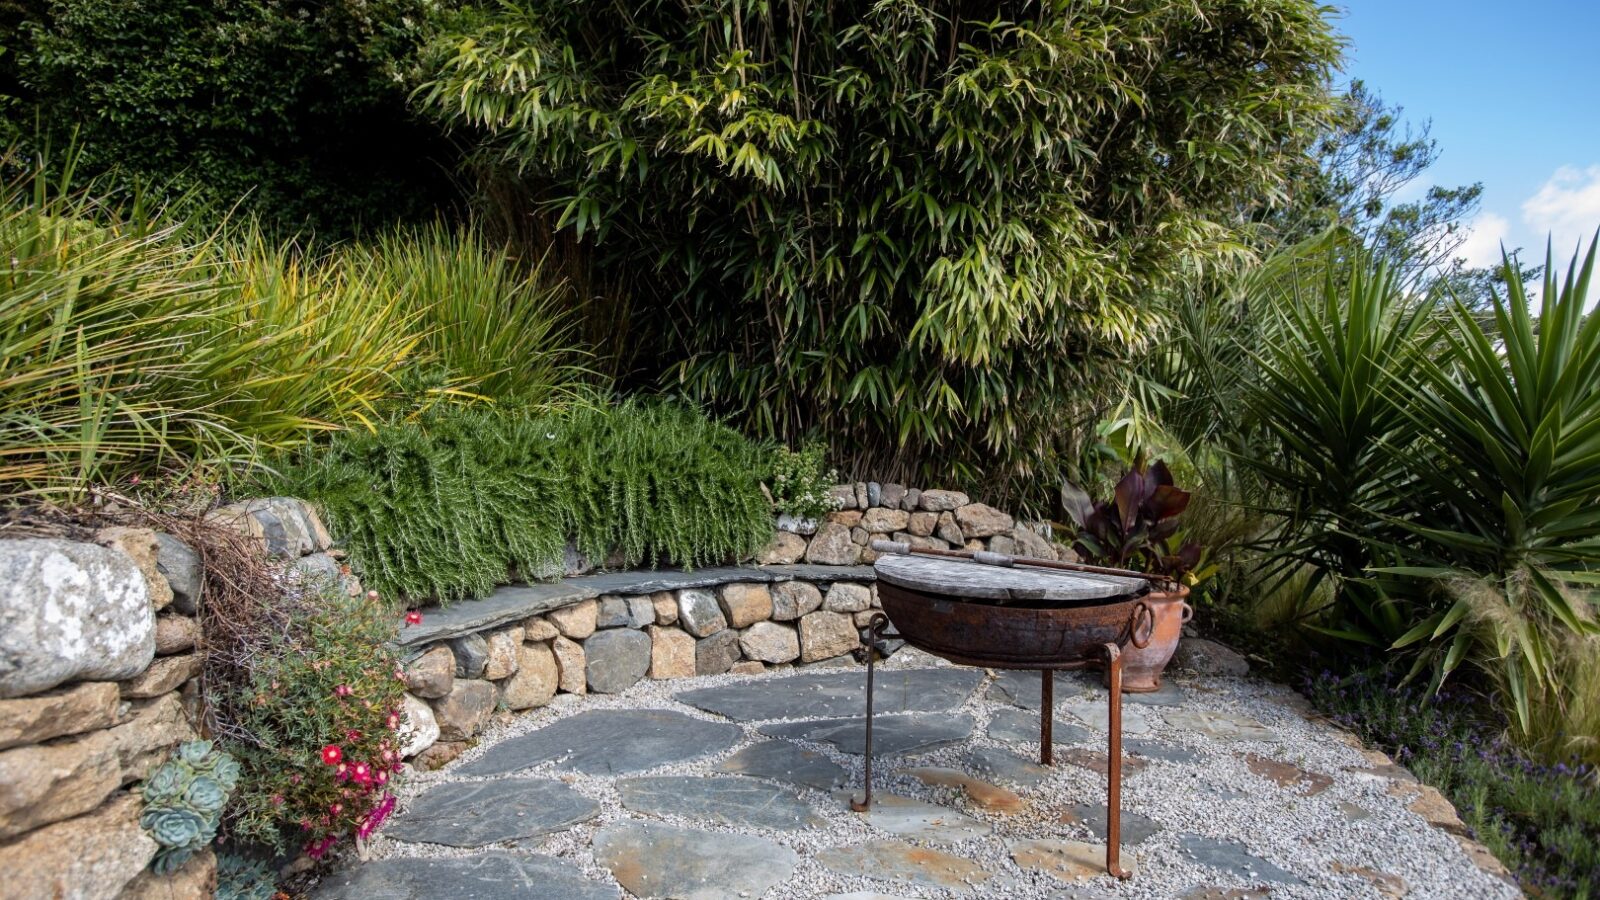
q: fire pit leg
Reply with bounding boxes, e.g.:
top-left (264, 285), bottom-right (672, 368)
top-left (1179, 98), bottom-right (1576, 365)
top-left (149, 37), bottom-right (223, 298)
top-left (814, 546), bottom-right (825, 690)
top-left (1040, 669), bottom-right (1054, 766)
top-left (1103, 642), bottom-right (1132, 880)
top-left (850, 613), bottom-right (890, 813)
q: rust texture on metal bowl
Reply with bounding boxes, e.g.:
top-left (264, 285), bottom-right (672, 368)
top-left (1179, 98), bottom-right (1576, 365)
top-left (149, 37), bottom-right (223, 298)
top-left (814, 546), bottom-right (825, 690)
top-left (876, 581), bottom-right (1150, 669)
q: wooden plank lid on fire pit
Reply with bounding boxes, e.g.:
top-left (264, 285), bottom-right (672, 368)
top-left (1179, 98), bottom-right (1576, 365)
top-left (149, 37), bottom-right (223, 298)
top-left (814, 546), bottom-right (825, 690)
top-left (874, 554), bottom-right (1147, 603)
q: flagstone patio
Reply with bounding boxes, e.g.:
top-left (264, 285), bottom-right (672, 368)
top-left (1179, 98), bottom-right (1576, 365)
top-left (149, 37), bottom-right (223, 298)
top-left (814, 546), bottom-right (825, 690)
top-left (310, 651), bottom-right (1520, 899)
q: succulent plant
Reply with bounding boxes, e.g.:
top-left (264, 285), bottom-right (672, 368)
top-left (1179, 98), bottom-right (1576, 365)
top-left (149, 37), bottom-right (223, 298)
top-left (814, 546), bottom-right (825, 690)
top-left (138, 740), bottom-right (237, 875)
top-left (215, 853), bottom-right (278, 900)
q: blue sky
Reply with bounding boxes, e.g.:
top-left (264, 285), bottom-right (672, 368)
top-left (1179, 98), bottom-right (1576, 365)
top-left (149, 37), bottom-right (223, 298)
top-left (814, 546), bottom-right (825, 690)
top-left (1335, 1), bottom-right (1600, 271)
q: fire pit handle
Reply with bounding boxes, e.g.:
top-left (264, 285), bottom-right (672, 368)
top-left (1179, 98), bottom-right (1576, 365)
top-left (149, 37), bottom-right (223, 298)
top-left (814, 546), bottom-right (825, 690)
top-left (1129, 600), bottom-right (1156, 650)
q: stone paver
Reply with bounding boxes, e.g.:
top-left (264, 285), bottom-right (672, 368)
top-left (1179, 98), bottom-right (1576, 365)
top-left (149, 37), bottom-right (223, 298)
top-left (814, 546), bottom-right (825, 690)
top-left (1125, 737), bottom-right (1202, 764)
top-left (1176, 834), bottom-right (1305, 886)
top-left (617, 775), bottom-right (825, 830)
top-left (1012, 839), bottom-right (1139, 884)
top-left (312, 852), bottom-right (617, 899)
top-left (899, 766), bottom-right (1025, 813)
top-left (675, 667), bottom-right (981, 721)
top-left (385, 779), bottom-right (599, 847)
top-left (988, 707), bottom-right (1094, 745)
top-left (1058, 803), bottom-right (1162, 844)
top-left (715, 740), bottom-right (848, 790)
top-left (818, 840), bottom-right (994, 893)
top-left (592, 822), bottom-right (798, 900)
top-left (458, 709), bottom-right (740, 776)
top-left (1163, 708), bottom-right (1278, 742)
top-left (761, 712), bottom-right (974, 755)
top-left (841, 792), bottom-right (991, 842)
top-left (963, 746), bottom-right (1054, 786)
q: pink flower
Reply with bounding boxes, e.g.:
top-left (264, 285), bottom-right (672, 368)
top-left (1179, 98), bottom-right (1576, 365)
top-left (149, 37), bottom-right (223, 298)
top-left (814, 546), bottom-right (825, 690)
top-left (330, 802), bottom-right (343, 815)
top-left (334, 684), bottom-right (353, 698)
top-left (387, 712), bottom-right (400, 730)
top-left (367, 590), bottom-right (380, 602)
top-left (307, 834), bottom-right (338, 859)
top-left (381, 749), bottom-right (395, 763)
top-left (321, 745), bottom-right (342, 766)
top-left (271, 794), bottom-right (285, 807)
top-left (353, 762), bottom-right (370, 781)
top-left (404, 610), bottom-right (422, 626)
top-left (290, 773), bottom-right (303, 785)
top-left (376, 769), bottom-right (389, 785)
top-left (346, 729), bottom-right (362, 742)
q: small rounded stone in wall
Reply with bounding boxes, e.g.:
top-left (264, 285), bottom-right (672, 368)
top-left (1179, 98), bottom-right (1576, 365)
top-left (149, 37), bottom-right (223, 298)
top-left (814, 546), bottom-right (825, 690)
top-left (152, 614), bottom-right (199, 655)
top-left (431, 679), bottom-right (496, 742)
top-left (803, 523), bottom-right (859, 566)
top-left (626, 596), bottom-right (656, 628)
top-left (906, 511), bottom-right (938, 537)
top-left (1010, 524), bottom-right (1058, 560)
top-left (152, 534), bottom-right (202, 615)
top-left (119, 653), bottom-right (200, 700)
top-left (770, 582), bottom-right (822, 621)
top-left (827, 484), bottom-right (858, 510)
top-left (919, 489), bottom-right (969, 511)
top-left (648, 626), bottom-right (696, 679)
top-left (989, 535), bottom-right (1017, 556)
top-left (826, 510), bottom-right (862, 528)
top-left (483, 628), bottom-right (522, 681)
top-left (449, 634), bottom-right (490, 679)
top-left (798, 611), bottom-right (857, 663)
top-left (739, 622), bottom-right (800, 664)
top-left (95, 527), bottom-right (174, 612)
top-left (397, 693), bottom-right (439, 758)
top-left (501, 643), bottom-right (559, 709)
top-left (677, 590), bottom-right (727, 638)
top-left (717, 584), bottom-right (772, 629)
top-left (936, 511), bottom-right (964, 545)
top-left (902, 488), bottom-right (922, 511)
top-left (651, 592), bottom-right (678, 625)
top-left (548, 598), bottom-right (598, 640)
top-left (755, 532), bottom-right (807, 565)
top-left (596, 596), bottom-right (632, 629)
top-left (861, 508), bottom-right (909, 534)
top-left (404, 645), bottom-right (455, 700)
top-left (866, 482), bottom-right (882, 507)
top-left (522, 617), bottom-right (560, 642)
top-left (853, 482), bottom-right (869, 509)
top-left (729, 661), bottom-right (766, 676)
top-left (584, 629), bottom-right (652, 694)
top-left (879, 483), bottom-right (908, 509)
top-left (823, 583), bottom-right (871, 613)
top-left (695, 630), bottom-right (742, 676)
top-left (551, 636), bottom-right (587, 693)
top-left (955, 502), bottom-right (1014, 538)
top-left (892, 531), bottom-right (950, 552)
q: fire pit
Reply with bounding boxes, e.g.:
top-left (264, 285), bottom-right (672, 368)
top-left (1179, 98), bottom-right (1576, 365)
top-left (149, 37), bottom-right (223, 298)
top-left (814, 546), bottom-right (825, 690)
top-left (853, 545), bottom-right (1158, 879)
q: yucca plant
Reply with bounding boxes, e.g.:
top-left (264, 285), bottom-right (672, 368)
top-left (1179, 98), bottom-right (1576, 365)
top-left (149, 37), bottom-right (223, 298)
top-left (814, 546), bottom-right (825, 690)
top-left (1378, 236), bottom-right (1600, 735)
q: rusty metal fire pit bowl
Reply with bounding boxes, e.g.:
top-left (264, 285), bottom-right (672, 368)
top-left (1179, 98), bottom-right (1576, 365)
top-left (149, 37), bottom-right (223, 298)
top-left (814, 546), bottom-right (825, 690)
top-left (852, 544), bottom-right (1158, 880)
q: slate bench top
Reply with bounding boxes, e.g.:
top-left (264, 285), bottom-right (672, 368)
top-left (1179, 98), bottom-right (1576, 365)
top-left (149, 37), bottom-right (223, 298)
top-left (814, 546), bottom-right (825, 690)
top-left (394, 564), bottom-right (876, 647)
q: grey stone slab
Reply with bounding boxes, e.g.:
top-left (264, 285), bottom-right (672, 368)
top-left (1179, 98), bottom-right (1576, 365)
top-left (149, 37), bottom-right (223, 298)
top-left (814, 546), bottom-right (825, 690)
top-left (836, 792), bottom-right (990, 842)
top-left (385, 779), bottom-right (599, 848)
top-left (962, 746), bottom-right (1054, 786)
top-left (618, 775), bottom-right (825, 830)
top-left (1058, 803), bottom-right (1160, 845)
top-left (1163, 708), bottom-right (1279, 742)
top-left (988, 707), bottom-right (1093, 746)
top-left (760, 713), bottom-right (973, 755)
top-left (1122, 680), bottom-right (1187, 707)
top-left (1126, 738), bottom-right (1202, 764)
top-left (715, 740), bottom-right (849, 790)
top-left (312, 852), bottom-right (617, 900)
top-left (1176, 834), bottom-right (1305, 886)
top-left (818, 840), bottom-right (994, 893)
top-left (568, 566), bottom-right (776, 595)
top-left (395, 583), bottom-right (597, 647)
top-left (986, 669), bottom-right (1098, 710)
top-left (675, 668), bottom-right (982, 721)
top-left (762, 564), bottom-right (879, 582)
top-left (593, 822), bottom-right (798, 900)
top-left (1059, 696), bottom-right (1155, 735)
top-left (458, 709), bottom-right (741, 777)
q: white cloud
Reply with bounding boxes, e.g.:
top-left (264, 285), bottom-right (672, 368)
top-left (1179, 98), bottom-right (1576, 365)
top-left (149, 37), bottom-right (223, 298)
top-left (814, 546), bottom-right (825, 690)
top-left (1458, 212), bottom-right (1511, 269)
top-left (1522, 165), bottom-right (1600, 256)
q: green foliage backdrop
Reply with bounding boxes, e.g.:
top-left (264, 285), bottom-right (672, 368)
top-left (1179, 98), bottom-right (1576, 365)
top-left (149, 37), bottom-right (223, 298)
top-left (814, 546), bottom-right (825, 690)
top-left (418, 0), bottom-right (1342, 501)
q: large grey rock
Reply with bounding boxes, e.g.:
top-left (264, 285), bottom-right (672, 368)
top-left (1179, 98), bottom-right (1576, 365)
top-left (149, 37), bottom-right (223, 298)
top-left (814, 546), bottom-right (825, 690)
top-left (449, 634), bottom-right (489, 678)
top-left (1176, 834), bottom-right (1304, 885)
top-left (715, 741), bottom-right (848, 790)
top-left (153, 533), bottom-right (202, 614)
top-left (1, 540), bottom-right (155, 698)
top-left (404, 646), bottom-right (455, 699)
top-left (459, 709), bottom-right (740, 777)
top-left (770, 581), bottom-right (823, 620)
top-left (676, 668), bottom-right (981, 721)
top-left (396, 583), bottom-right (597, 646)
top-left (386, 779), bottom-right (600, 847)
top-left (738, 621), bottom-right (800, 663)
top-left (918, 489), bottom-right (969, 511)
top-left (312, 852), bottom-right (617, 900)
top-left (760, 713), bottom-right (973, 755)
top-left (584, 629), bottom-right (652, 693)
top-left (593, 823), bottom-right (798, 900)
top-left (694, 629), bottom-right (742, 676)
top-left (676, 590), bottom-right (727, 638)
top-left (860, 508), bottom-right (910, 534)
top-left (955, 503), bottom-right (1014, 538)
top-left (617, 775), bottom-right (825, 830)
top-left (1172, 637), bottom-right (1250, 676)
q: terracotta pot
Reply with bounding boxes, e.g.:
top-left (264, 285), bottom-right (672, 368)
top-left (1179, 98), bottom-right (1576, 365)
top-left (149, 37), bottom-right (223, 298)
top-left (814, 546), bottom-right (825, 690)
top-left (1106, 585), bottom-right (1191, 692)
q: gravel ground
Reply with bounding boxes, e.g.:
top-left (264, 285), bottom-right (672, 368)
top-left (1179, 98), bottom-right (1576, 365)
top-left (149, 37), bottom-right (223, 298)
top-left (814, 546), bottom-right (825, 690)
top-left (330, 650), bottom-right (1521, 900)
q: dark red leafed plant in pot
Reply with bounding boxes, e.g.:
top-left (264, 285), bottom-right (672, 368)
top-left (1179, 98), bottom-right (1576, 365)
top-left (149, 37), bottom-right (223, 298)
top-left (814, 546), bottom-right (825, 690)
top-left (1062, 460), bottom-right (1203, 691)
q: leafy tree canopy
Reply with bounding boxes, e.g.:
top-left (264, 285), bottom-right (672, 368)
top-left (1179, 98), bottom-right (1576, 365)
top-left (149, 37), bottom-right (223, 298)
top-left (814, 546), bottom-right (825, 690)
top-left (418, 0), bottom-right (1343, 500)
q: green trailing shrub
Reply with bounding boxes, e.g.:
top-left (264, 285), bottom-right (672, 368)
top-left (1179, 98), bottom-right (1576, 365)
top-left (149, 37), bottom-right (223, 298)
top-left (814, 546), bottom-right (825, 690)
top-left (417, 0), bottom-right (1342, 498)
top-left (138, 740), bottom-right (239, 874)
top-left (270, 402), bottom-right (775, 603)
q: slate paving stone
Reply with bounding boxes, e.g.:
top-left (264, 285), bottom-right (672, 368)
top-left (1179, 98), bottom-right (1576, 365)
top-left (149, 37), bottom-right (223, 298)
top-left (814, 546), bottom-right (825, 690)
top-left (986, 669), bottom-right (1097, 710)
top-left (1176, 834), bottom-right (1305, 886)
top-left (1058, 696), bottom-right (1155, 735)
top-left (617, 775), bottom-right (826, 830)
top-left (457, 709), bottom-right (741, 777)
top-left (1163, 708), bottom-right (1278, 742)
top-left (962, 746), bottom-right (1054, 787)
top-left (760, 713), bottom-right (974, 755)
top-left (675, 667), bottom-right (982, 721)
top-left (715, 740), bottom-right (849, 790)
top-left (1058, 802), bottom-right (1161, 844)
top-left (311, 852), bottom-right (618, 899)
top-left (837, 792), bottom-right (990, 842)
top-left (898, 767), bottom-right (1025, 813)
top-left (592, 822), bottom-right (799, 900)
top-left (385, 778), bottom-right (600, 847)
top-left (1011, 839), bottom-right (1140, 883)
top-left (819, 840), bottom-right (995, 893)
top-left (1120, 680), bottom-right (1187, 707)
top-left (1126, 738), bottom-right (1202, 764)
top-left (988, 707), bottom-right (1094, 746)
